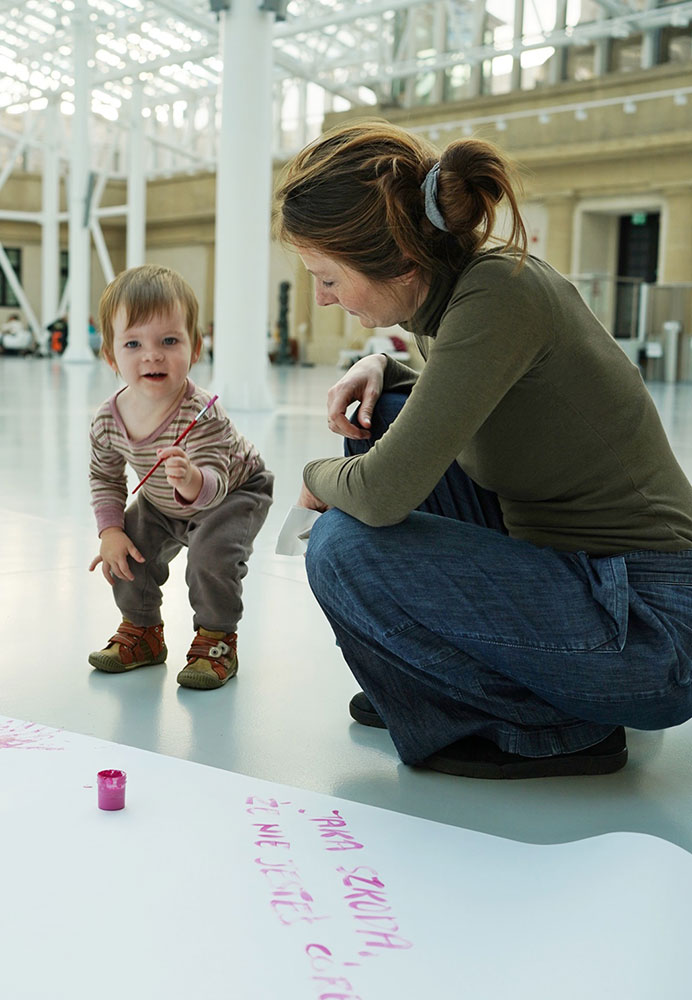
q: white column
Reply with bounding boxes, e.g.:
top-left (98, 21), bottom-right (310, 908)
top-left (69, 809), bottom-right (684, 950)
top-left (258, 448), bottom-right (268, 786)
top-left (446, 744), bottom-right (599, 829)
top-left (510, 0), bottom-right (525, 92)
top-left (430, 2), bottom-right (447, 105)
top-left (274, 81), bottom-right (284, 152)
top-left (41, 100), bottom-right (61, 341)
top-left (212, 0), bottom-right (273, 411)
top-left (402, 8), bottom-right (419, 109)
top-left (594, 38), bottom-right (611, 77)
top-left (62, 0), bottom-right (93, 363)
top-left (126, 82), bottom-right (146, 269)
top-left (297, 79), bottom-right (308, 149)
top-left (469, 0), bottom-right (486, 97)
top-left (641, 0), bottom-right (660, 70)
top-left (548, 0), bottom-right (568, 86)
top-left (167, 111), bottom-right (176, 172)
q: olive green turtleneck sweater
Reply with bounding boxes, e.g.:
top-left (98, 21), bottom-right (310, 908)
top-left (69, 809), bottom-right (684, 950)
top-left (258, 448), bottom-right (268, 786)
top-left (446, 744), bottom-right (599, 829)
top-left (304, 252), bottom-right (692, 556)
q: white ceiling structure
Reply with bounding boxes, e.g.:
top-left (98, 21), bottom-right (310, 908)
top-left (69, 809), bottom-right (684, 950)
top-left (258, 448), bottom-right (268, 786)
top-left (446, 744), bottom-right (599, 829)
top-left (0, 0), bottom-right (689, 396)
top-left (1, 0), bottom-right (691, 175)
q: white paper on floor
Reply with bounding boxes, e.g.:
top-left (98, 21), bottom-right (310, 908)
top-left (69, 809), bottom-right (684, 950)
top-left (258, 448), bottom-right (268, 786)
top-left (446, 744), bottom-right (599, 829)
top-left (275, 505), bottom-right (322, 556)
top-left (1, 715), bottom-right (691, 1000)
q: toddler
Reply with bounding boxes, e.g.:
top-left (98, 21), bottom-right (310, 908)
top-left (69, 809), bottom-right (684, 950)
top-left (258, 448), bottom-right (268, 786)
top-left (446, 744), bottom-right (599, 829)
top-left (88, 265), bottom-right (273, 689)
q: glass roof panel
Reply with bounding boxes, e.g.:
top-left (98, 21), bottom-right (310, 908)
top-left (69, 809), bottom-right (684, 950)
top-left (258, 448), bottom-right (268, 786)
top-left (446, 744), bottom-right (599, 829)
top-left (0, 0), bottom-right (689, 166)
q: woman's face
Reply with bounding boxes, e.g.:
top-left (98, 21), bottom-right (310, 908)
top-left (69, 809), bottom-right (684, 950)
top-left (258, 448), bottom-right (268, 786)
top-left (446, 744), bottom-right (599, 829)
top-left (297, 247), bottom-right (427, 329)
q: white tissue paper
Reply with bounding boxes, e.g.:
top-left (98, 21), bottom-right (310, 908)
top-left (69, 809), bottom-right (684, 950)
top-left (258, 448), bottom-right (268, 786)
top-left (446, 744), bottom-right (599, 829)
top-left (275, 505), bottom-right (323, 556)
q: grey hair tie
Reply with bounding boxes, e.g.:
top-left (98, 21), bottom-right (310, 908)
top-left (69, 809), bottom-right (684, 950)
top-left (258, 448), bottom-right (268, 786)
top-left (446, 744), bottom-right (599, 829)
top-left (420, 162), bottom-right (449, 232)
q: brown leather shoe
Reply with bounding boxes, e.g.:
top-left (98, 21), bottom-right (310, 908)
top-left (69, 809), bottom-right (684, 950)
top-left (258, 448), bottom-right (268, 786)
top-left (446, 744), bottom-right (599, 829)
top-left (89, 620), bottom-right (167, 672)
top-left (177, 628), bottom-right (238, 690)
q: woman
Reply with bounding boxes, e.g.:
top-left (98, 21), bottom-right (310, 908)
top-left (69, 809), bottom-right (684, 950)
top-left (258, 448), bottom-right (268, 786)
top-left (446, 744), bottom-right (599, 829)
top-left (274, 121), bottom-right (692, 779)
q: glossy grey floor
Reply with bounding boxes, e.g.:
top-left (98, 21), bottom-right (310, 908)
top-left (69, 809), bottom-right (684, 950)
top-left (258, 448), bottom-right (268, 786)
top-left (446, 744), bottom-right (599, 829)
top-left (3, 355), bottom-right (692, 851)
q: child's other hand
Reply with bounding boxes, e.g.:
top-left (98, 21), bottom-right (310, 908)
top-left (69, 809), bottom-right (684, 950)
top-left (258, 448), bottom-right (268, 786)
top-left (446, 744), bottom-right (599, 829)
top-left (156, 445), bottom-right (203, 502)
top-left (89, 528), bottom-right (145, 585)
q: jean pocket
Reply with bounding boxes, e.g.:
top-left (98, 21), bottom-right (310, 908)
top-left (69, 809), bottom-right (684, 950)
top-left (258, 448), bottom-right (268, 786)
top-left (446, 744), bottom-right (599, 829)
top-left (384, 553), bottom-right (630, 658)
top-left (629, 580), bottom-right (692, 687)
top-left (470, 553), bottom-right (630, 654)
top-left (382, 619), bottom-right (470, 669)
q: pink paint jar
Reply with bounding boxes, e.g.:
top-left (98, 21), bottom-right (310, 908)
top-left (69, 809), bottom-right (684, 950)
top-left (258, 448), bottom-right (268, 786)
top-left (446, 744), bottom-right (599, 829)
top-left (97, 769), bottom-right (127, 811)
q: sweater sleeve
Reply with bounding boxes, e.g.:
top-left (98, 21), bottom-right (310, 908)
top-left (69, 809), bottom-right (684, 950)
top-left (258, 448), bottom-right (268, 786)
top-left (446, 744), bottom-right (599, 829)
top-left (174, 411), bottom-right (231, 509)
top-left (382, 355), bottom-right (419, 392)
top-left (303, 261), bottom-right (551, 526)
top-left (89, 420), bottom-right (128, 534)
top-left (174, 405), bottom-right (259, 510)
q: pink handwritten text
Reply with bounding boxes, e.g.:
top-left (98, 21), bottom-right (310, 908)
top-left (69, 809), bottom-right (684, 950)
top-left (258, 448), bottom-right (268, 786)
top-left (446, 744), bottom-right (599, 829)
top-left (305, 944), bottom-right (364, 1000)
top-left (309, 810), bottom-right (364, 852)
top-left (337, 865), bottom-right (413, 954)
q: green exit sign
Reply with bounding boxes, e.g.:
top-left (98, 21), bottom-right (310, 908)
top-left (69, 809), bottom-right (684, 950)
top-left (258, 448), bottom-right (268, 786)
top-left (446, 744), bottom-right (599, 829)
top-left (631, 212), bottom-right (647, 225)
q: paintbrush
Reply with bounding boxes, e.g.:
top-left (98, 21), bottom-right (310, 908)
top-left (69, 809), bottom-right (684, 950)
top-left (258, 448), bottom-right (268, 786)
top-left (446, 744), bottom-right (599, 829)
top-left (131, 393), bottom-right (219, 495)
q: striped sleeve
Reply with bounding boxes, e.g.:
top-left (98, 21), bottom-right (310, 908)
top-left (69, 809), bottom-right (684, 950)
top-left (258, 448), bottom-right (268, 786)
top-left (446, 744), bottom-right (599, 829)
top-left (172, 399), bottom-right (261, 510)
top-left (89, 408), bottom-right (128, 534)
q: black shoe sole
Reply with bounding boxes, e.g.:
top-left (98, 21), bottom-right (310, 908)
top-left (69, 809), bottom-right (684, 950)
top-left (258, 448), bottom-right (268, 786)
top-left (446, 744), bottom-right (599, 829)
top-left (349, 693), bottom-right (387, 729)
top-left (421, 733), bottom-right (628, 779)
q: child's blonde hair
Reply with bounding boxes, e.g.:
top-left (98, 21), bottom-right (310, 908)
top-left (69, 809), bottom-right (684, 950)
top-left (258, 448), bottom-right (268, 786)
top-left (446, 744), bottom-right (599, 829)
top-left (99, 265), bottom-right (202, 362)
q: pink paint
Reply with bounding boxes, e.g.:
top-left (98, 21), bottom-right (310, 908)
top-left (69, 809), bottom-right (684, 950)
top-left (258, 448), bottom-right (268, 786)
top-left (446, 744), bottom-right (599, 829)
top-left (97, 769), bottom-right (127, 811)
top-left (0, 720), bottom-right (64, 751)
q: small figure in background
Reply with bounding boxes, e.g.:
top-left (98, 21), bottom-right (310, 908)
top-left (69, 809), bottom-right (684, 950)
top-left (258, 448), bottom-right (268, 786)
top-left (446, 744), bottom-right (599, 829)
top-left (203, 321), bottom-right (214, 361)
top-left (0, 314), bottom-right (36, 356)
top-left (88, 316), bottom-right (101, 357)
top-left (47, 315), bottom-right (68, 355)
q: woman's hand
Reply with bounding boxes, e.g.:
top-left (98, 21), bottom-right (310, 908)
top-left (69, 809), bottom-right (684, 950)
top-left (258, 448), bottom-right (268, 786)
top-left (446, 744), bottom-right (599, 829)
top-left (297, 482), bottom-right (330, 512)
top-left (326, 354), bottom-right (387, 440)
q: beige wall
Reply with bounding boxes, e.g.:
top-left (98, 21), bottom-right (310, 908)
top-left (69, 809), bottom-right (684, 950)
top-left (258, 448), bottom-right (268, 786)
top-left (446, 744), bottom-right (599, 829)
top-left (145, 244), bottom-right (210, 329)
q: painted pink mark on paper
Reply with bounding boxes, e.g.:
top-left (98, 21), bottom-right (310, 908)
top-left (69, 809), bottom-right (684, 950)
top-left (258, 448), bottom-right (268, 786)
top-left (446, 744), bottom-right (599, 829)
top-left (0, 719), bottom-right (65, 751)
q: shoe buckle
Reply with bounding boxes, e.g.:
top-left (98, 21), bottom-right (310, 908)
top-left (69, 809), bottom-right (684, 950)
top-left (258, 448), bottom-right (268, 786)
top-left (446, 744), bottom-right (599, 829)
top-left (208, 642), bottom-right (229, 659)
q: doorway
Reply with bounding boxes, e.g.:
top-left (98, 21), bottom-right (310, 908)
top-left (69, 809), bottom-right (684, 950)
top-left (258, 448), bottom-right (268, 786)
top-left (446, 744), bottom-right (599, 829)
top-left (614, 212), bottom-right (660, 337)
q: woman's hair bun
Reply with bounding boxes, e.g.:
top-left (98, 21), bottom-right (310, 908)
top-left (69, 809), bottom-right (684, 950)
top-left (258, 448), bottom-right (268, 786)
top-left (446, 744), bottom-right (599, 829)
top-left (440, 139), bottom-right (505, 203)
top-left (437, 138), bottom-right (525, 256)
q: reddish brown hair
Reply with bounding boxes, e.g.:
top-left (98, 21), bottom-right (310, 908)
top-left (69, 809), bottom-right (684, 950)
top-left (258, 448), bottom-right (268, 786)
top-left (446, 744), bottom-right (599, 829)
top-left (274, 120), bottom-right (527, 281)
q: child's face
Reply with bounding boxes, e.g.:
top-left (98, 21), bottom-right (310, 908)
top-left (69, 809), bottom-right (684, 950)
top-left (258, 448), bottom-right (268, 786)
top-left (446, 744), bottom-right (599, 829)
top-left (108, 303), bottom-right (200, 402)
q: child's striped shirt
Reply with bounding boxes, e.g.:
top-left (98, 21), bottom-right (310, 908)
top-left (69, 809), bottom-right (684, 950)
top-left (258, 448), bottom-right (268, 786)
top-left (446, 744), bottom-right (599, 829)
top-left (89, 379), bottom-right (261, 535)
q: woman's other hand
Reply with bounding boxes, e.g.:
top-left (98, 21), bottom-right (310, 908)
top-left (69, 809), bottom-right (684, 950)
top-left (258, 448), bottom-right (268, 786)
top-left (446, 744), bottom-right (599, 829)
top-left (297, 482), bottom-right (330, 512)
top-left (326, 354), bottom-right (386, 440)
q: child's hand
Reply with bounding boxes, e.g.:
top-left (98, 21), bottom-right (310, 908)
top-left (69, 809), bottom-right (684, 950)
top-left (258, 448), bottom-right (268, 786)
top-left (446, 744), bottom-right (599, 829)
top-left (89, 528), bottom-right (145, 585)
top-left (156, 445), bottom-right (203, 503)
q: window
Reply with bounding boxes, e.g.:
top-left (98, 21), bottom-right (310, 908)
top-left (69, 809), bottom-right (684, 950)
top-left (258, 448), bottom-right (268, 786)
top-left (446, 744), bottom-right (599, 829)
top-left (566, 44), bottom-right (596, 81)
top-left (662, 26), bottom-right (692, 64)
top-left (0, 247), bottom-right (21, 307)
top-left (611, 35), bottom-right (645, 73)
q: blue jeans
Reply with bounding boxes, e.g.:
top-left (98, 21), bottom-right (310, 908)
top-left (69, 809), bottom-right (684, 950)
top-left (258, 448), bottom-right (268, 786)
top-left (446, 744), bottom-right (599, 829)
top-left (305, 393), bottom-right (692, 764)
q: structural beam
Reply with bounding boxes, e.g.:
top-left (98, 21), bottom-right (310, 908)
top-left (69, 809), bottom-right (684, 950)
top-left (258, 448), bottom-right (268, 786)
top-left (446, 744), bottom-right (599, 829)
top-left (63, 0), bottom-right (94, 363)
top-left (41, 101), bottom-right (61, 343)
top-left (126, 82), bottom-right (146, 268)
top-left (212, 0), bottom-right (273, 411)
